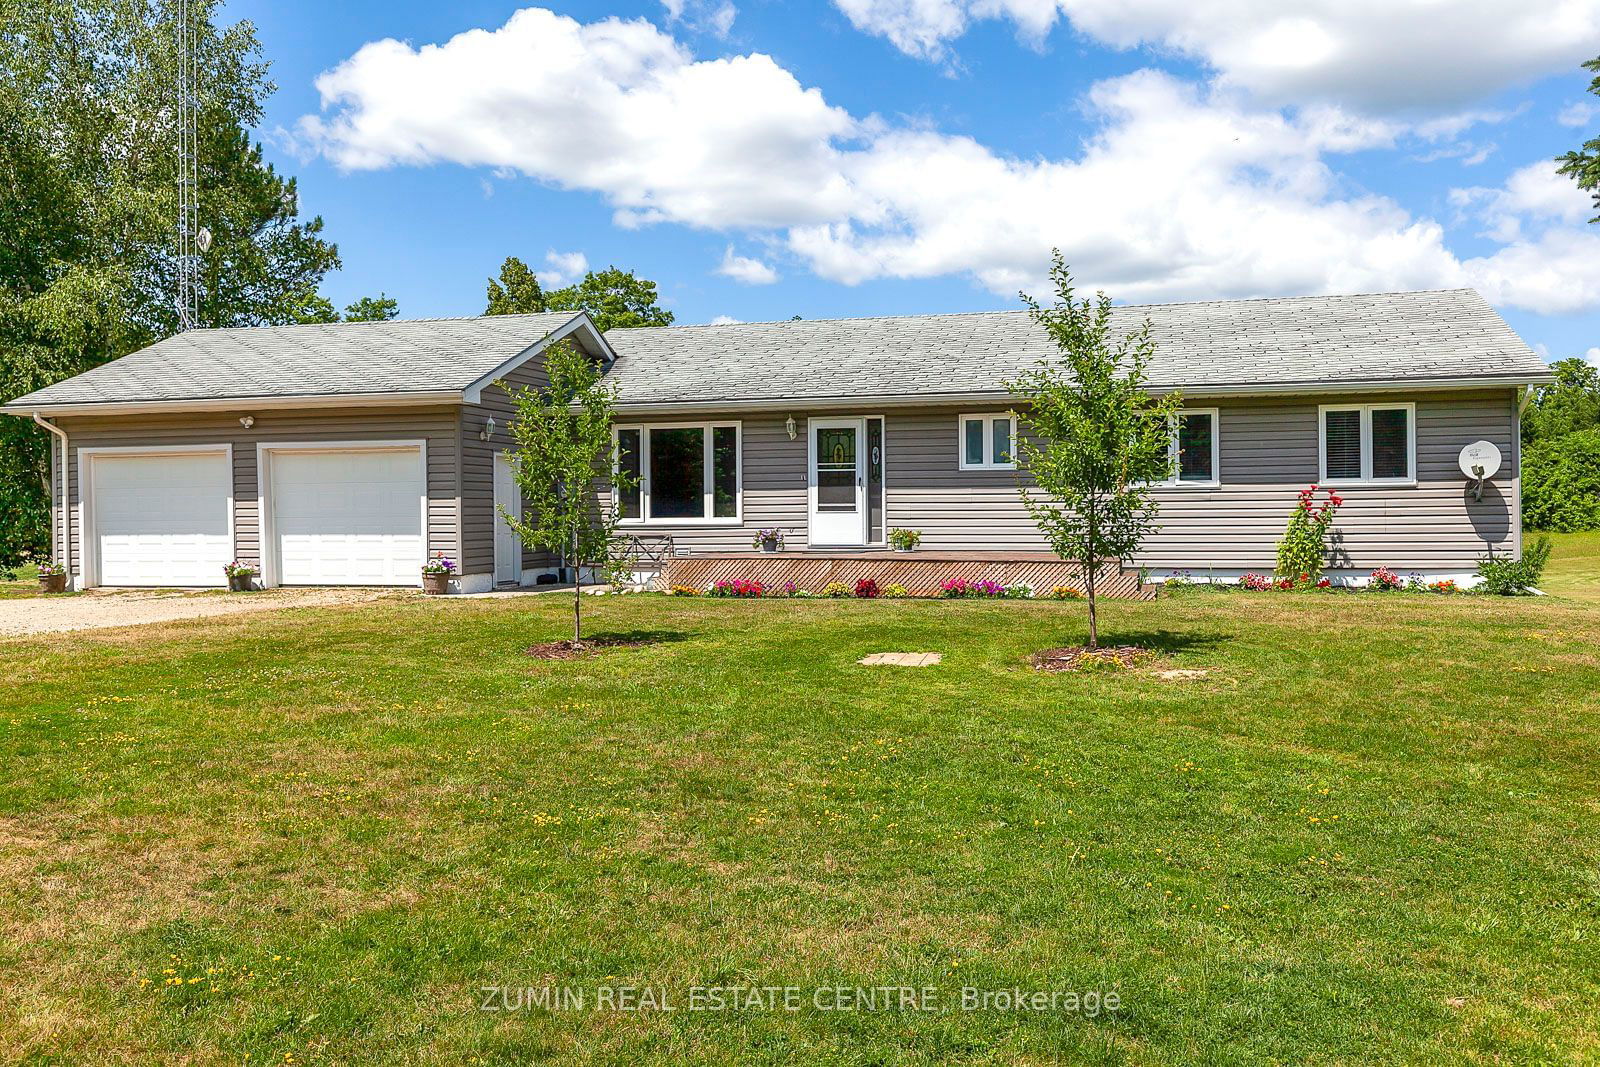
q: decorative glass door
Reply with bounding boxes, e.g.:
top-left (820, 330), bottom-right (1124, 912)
top-left (808, 418), bottom-right (866, 546)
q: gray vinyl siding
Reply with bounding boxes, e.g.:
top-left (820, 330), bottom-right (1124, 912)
top-left (459, 359), bottom-right (561, 577)
top-left (612, 389), bottom-right (1521, 572)
top-left (55, 407), bottom-right (459, 582)
top-left (1135, 390), bottom-right (1519, 571)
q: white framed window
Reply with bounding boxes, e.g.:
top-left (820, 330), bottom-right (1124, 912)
top-left (958, 413), bottom-right (1016, 471)
top-left (614, 422), bottom-right (742, 524)
top-left (1318, 403), bottom-right (1415, 485)
top-left (1151, 407), bottom-right (1220, 487)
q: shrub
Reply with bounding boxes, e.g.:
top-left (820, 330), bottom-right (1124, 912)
top-left (1048, 585), bottom-right (1084, 599)
top-left (1368, 567), bottom-right (1402, 591)
top-left (887, 528), bottom-right (922, 550)
top-left (1276, 485), bottom-right (1343, 581)
top-left (710, 579), bottom-right (764, 598)
top-left (822, 581), bottom-right (850, 598)
top-left (883, 583), bottom-right (908, 598)
top-left (854, 578), bottom-right (881, 599)
top-left (1476, 535), bottom-right (1552, 596)
top-left (940, 577), bottom-right (1005, 598)
top-left (1522, 428), bottom-right (1600, 532)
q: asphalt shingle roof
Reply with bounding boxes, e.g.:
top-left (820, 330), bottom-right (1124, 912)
top-left (3, 288), bottom-right (1550, 413)
top-left (603, 289), bottom-right (1548, 405)
top-left (6, 311), bottom-right (586, 407)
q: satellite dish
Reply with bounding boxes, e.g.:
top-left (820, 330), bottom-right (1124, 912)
top-left (196, 226), bottom-right (212, 253)
top-left (1459, 440), bottom-right (1502, 501)
top-left (1458, 440), bottom-right (1502, 480)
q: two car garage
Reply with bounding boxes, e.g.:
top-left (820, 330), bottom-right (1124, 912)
top-left (81, 443), bottom-right (426, 588)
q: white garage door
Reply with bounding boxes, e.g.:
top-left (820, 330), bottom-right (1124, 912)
top-left (269, 448), bottom-right (424, 586)
top-left (90, 451), bottom-right (232, 587)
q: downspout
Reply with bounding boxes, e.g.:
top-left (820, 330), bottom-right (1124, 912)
top-left (31, 412), bottom-right (70, 585)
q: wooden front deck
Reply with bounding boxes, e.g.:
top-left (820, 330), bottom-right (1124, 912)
top-left (659, 550), bottom-right (1152, 599)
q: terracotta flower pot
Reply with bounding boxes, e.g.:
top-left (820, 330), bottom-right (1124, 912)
top-left (38, 573), bottom-right (67, 594)
top-left (422, 572), bottom-right (450, 595)
top-left (227, 573), bottom-right (254, 592)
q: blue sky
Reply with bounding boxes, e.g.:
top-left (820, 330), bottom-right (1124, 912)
top-left (226, 0), bottom-right (1600, 363)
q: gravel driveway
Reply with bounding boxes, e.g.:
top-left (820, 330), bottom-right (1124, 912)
top-left (0, 587), bottom-right (405, 637)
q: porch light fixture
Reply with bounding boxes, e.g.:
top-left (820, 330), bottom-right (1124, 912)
top-left (239, 415), bottom-right (254, 429)
top-left (785, 415), bottom-right (797, 440)
top-left (480, 416), bottom-right (497, 442)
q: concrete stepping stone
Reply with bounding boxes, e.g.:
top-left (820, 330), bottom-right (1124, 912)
top-left (858, 652), bottom-right (943, 667)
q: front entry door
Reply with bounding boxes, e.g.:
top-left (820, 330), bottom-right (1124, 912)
top-left (808, 418), bottom-right (866, 546)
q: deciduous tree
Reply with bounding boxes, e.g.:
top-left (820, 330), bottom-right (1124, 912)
top-left (501, 339), bottom-right (635, 645)
top-left (1008, 253), bottom-right (1180, 649)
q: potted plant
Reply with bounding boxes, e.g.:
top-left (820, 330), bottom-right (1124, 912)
top-left (888, 528), bottom-right (922, 552)
top-left (36, 561), bottom-right (67, 594)
top-left (422, 556), bottom-right (456, 594)
top-left (223, 561), bottom-right (256, 592)
top-left (752, 528), bottom-right (786, 553)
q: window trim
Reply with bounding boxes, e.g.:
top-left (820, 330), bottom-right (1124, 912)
top-left (1318, 402), bottom-right (1416, 487)
top-left (613, 421), bottom-right (743, 526)
top-left (957, 413), bottom-right (1018, 471)
top-left (1153, 407), bottom-right (1221, 488)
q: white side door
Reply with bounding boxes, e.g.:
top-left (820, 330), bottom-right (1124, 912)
top-left (808, 417), bottom-right (866, 546)
top-left (493, 452), bottom-right (522, 585)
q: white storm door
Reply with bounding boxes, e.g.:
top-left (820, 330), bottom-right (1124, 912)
top-left (808, 418), bottom-right (866, 546)
top-left (90, 450), bottom-right (232, 587)
top-left (493, 452), bottom-right (522, 585)
top-left (269, 448), bottom-right (424, 586)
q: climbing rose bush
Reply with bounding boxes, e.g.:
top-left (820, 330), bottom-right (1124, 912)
top-left (1275, 484), bottom-right (1343, 582)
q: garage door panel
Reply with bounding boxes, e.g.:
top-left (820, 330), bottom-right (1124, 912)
top-left (270, 449), bottom-right (424, 586)
top-left (91, 452), bottom-right (231, 587)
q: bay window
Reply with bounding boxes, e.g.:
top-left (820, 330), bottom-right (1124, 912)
top-left (614, 423), bottom-right (741, 523)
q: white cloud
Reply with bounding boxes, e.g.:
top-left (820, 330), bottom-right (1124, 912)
top-left (298, 8), bottom-right (857, 231)
top-left (1451, 161), bottom-right (1594, 242)
top-left (661, 0), bottom-right (737, 38)
top-left (540, 250), bottom-right (589, 287)
top-left (298, 8), bottom-right (1600, 316)
top-left (1559, 99), bottom-right (1600, 126)
top-left (1585, 346), bottom-right (1600, 364)
top-left (707, 314), bottom-right (744, 324)
top-left (716, 246), bottom-right (780, 284)
top-left (834, 0), bottom-right (1600, 113)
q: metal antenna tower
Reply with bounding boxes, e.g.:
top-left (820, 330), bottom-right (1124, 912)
top-left (175, 0), bottom-right (203, 330)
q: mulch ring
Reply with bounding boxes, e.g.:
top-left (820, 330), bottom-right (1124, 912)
top-left (525, 636), bottom-right (651, 660)
top-left (1031, 645), bottom-right (1154, 673)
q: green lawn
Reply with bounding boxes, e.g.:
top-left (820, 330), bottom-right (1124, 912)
top-left (2, 575), bottom-right (1598, 1063)
top-left (1540, 530), bottom-right (1600, 604)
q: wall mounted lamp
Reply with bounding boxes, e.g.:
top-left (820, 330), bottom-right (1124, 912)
top-left (480, 415), bottom-right (497, 442)
top-left (239, 415), bottom-right (255, 429)
top-left (785, 415), bottom-right (797, 440)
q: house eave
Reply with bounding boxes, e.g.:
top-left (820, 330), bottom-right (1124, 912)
top-left (1, 390), bottom-right (466, 419)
